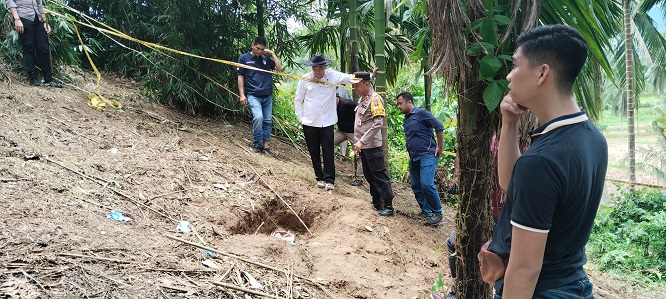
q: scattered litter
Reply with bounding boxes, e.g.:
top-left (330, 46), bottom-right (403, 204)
top-left (212, 183), bottom-right (227, 190)
top-left (176, 221), bottom-right (192, 233)
top-left (107, 147), bottom-right (119, 154)
top-left (199, 156), bottom-right (211, 161)
top-left (204, 250), bottom-right (215, 257)
top-left (236, 180), bottom-right (255, 188)
top-left (225, 124), bottom-right (234, 128)
top-left (202, 259), bottom-right (218, 269)
top-left (364, 225), bottom-right (374, 232)
top-left (271, 230), bottom-right (300, 246)
top-left (242, 271), bottom-right (263, 289)
top-left (107, 210), bottom-right (132, 222)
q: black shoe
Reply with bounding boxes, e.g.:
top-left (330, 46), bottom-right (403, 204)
top-left (30, 79), bottom-right (43, 86)
top-left (378, 207), bottom-right (394, 217)
top-left (418, 211), bottom-right (432, 219)
top-left (43, 80), bottom-right (63, 88)
top-left (250, 145), bottom-right (263, 153)
top-left (350, 179), bottom-right (363, 186)
top-left (263, 148), bottom-right (274, 157)
top-left (373, 204), bottom-right (382, 211)
top-left (426, 213), bottom-right (443, 225)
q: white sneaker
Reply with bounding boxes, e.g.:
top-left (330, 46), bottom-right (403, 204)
top-left (325, 183), bottom-right (335, 191)
top-left (316, 181), bottom-right (326, 188)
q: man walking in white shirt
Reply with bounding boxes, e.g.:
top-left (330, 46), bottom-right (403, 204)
top-left (294, 54), bottom-right (354, 191)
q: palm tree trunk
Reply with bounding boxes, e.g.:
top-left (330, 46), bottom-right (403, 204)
top-left (456, 55), bottom-right (494, 299)
top-left (374, 0), bottom-right (389, 173)
top-left (425, 60), bottom-right (432, 111)
top-left (624, 0), bottom-right (636, 189)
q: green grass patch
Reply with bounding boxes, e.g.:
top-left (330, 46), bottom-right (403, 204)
top-left (587, 188), bottom-right (666, 284)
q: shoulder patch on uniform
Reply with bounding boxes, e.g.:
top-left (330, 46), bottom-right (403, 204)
top-left (370, 96), bottom-right (386, 118)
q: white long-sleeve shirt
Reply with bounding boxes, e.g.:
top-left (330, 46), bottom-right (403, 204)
top-left (294, 68), bottom-right (353, 127)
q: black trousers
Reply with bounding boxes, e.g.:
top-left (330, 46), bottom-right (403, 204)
top-left (303, 124), bottom-right (335, 183)
top-left (18, 16), bottom-right (51, 82)
top-left (360, 146), bottom-right (394, 209)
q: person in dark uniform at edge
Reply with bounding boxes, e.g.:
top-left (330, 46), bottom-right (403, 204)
top-left (237, 37), bottom-right (283, 157)
top-left (335, 85), bottom-right (364, 186)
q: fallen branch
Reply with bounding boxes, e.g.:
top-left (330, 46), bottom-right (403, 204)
top-left (137, 267), bottom-right (218, 273)
top-left (209, 281), bottom-right (279, 299)
top-left (165, 235), bottom-right (318, 285)
top-left (148, 188), bottom-right (195, 201)
top-left (0, 177), bottom-right (32, 183)
top-left (159, 284), bottom-right (190, 293)
top-left (57, 253), bottom-right (139, 264)
top-left (19, 269), bottom-right (54, 299)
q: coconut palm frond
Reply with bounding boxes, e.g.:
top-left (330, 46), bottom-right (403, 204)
top-left (427, 0), bottom-right (480, 84)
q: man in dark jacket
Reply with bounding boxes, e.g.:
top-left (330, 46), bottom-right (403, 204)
top-left (335, 88), bottom-right (364, 186)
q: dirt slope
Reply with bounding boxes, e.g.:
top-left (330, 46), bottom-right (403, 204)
top-left (0, 71), bottom-right (662, 299)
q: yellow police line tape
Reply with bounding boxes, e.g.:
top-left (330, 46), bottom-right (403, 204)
top-left (71, 22), bottom-right (122, 111)
top-left (45, 3), bottom-right (352, 91)
top-left (605, 178), bottom-right (666, 191)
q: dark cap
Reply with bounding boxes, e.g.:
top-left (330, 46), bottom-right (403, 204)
top-left (304, 53), bottom-right (332, 66)
top-left (350, 72), bottom-right (371, 83)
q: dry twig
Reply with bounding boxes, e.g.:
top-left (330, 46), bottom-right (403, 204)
top-left (19, 268), bottom-right (54, 299)
top-left (210, 281), bottom-right (279, 299)
top-left (57, 252), bottom-right (139, 264)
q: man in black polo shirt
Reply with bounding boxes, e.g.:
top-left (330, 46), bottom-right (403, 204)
top-left (237, 37), bottom-right (283, 156)
top-left (478, 25), bottom-right (607, 298)
top-left (396, 91), bottom-right (445, 226)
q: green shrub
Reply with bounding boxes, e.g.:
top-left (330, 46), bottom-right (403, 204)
top-left (588, 188), bottom-right (666, 283)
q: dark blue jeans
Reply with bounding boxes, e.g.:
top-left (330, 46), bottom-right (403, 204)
top-left (409, 154), bottom-right (442, 215)
top-left (18, 16), bottom-right (52, 82)
top-left (247, 95), bottom-right (272, 148)
top-left (495, 278), bottom-right (594, 299)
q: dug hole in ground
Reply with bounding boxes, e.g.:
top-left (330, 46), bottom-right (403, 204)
top-left (0, 71), bottom-right (662, 299)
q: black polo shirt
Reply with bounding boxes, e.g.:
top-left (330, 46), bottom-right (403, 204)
top-left (336, 98), bottom-right (357, 133)
top-left (489, 111), bottom-right (608, 293)
top-left (237, 52), bottom-right (276, 97)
